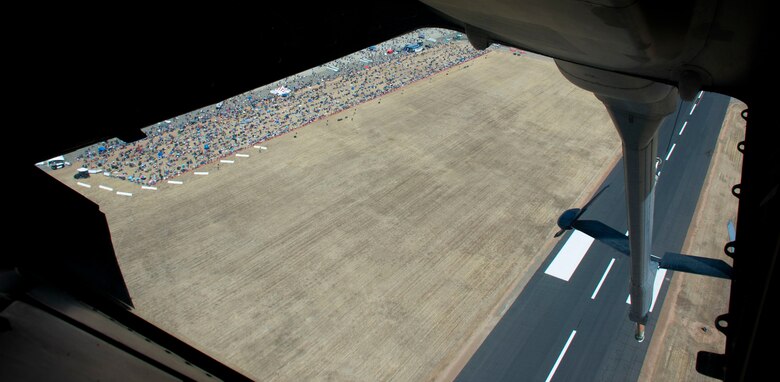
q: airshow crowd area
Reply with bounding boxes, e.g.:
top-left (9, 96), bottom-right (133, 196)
top-left (46, 29), bottom-right (633, 381)
top-left (65, 29), bottom-right (489, 186)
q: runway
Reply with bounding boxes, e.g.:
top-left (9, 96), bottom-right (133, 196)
top-left (456, 92), bottom-right (730, 381)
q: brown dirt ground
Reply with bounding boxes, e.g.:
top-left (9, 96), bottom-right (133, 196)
top-left (48, 50), bottom-right (621, 381)
top-left (639, 99), bottom-right (746, 381)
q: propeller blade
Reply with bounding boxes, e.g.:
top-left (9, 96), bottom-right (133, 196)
top-left (572, 185), bottom-right (610, 221)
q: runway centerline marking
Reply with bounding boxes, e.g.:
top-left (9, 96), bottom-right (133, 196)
top-left (77, 182), bottom-right (91, 188)
top-left (665, 143), bottom-right (676, 161)
top-left (626, 268), bottom-right (668, 312)
top-left (591, 258), bottom-right (616, 300)
top-left (679, 121), bottom-right (688, 135)
top-left (545, 330), bottom-right (577, 382)
top-left (99, 185), bottom-right (113, 191)
top-left (689, 103), bottom-right (697, 115)
top-left (545, 230), bottom-right (594, 282)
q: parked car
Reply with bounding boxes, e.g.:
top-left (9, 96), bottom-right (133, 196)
top-left (74, 168), bottom-right (90, 179)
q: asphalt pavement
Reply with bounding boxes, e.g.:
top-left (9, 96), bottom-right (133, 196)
top-left (456, 92), bottom-right (731, 381)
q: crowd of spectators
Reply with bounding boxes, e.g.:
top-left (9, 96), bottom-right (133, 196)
top-left (77, 30), bottom-right (489, 185)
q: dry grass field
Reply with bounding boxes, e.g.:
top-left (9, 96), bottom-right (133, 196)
top-left (50, 49), bottom-right (621, 381)
top-left (639, 99), bottom-right (745, 381)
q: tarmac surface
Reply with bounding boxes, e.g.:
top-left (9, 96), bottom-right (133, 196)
top-left (455, 92), bottom-right (730, 381)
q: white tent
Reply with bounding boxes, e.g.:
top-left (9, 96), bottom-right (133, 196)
top-left (42, 155), bottom-right (67, 168)
top-left (270, 86), bottom-right (292, 96)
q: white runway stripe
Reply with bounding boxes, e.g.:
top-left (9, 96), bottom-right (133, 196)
top-left (545, 230), bottom-right (594, 281)
top-left (665, 143), bottom-right (676, 161)
top-left (545, 330), bottom-right (577, 382)
top-left (591, 258), bottom-right (616, 300)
